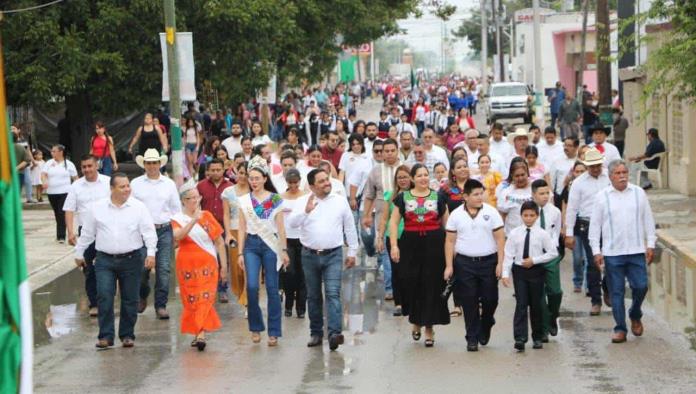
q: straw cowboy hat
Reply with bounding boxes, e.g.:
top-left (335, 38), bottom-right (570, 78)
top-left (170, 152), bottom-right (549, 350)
top-left (135, 148), bottom-right (168, 169)
top-left (582, 147), bottom-right (605, 166)
top-left (507, 127), bottom-right (532, 144)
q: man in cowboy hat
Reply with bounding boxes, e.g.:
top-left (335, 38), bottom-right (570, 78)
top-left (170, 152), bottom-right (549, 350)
top-left (588, 122), bottom-right (621, 167)
top-left (564, 148), bottom-right (611, 315)
top-left (504, 127), bottom-right (532, 171)
top-left (131, 148), bottom-right (181, 318)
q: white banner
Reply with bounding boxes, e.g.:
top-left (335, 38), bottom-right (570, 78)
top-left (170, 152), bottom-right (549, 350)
top-left (160, 32), bottom-right (196, 102)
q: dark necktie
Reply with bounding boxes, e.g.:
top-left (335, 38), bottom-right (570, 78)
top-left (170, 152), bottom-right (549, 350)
top-left (540, 208), bottom-right (546, 229)
top-left (523, 228), bottom-right (531, 259)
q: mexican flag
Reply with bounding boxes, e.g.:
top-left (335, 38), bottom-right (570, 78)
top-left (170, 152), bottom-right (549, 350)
top-left (0, 44), bottom-right (32, 394)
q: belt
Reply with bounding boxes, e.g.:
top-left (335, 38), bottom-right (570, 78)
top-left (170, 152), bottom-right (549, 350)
top-left (456, 252), bottom-right (497, 262)
top-left (155, 223), bottom-right (171, 229)
top-left (98, 249), bottom-right (140, 259)
top-left (303, 246), bottom-right (341, 256)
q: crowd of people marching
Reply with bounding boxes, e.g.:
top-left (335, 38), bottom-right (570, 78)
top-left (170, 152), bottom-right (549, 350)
top-left (14, 74), bottom-right (666, 353)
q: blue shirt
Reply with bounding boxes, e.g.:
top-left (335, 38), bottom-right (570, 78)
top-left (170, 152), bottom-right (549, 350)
top-left (549, 88), bottom-right (565, 114)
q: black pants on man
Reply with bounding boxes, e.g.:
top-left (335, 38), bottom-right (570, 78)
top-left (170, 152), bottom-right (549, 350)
top-left (453, 253), bottom-right (499, 345)
top-left (512, 264), bottom-right (546, 343)
top-left (575, 219), bottom-right (604, 306)
top-left (281, 238), bottom-right (306, 315)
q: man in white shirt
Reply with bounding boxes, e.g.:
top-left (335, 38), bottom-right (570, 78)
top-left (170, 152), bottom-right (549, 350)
top-left (363, 122), bottom-right (381, 155)
top-left (422, 128), bottom-right (449, 174)
top-left (288, 168), bottom-right (358, 351)
top-left (476, 135), bottom-right (506, 175)
top-left (454, 128), bottom-right (481, 167)
top-left (588, 123), bottom-right (621, 167)
top-left (131, 149), bottom-right (181, 319)
top-left (549, 136), bottom-right (579, 206)
top-left (398, 131), bottom-right (415, 163)
top-left (564, 148), bottom-right (611, 315)
top-left (396, 113), bottom-right (415, 136)
top-left (221, 122), bottom-right (244, 158)
top-left (63, 154), bottom-right (111, 317)
top-left (589, 160), bottom-right (656, 344)
top-left (444, 179), bottom-right (505, 352)
top-left (536, 126), bottom-right (565, 168)
top-left (488, 122), bottom-right (514, 161)
top-left (75, 173), bottom-right (158, 349)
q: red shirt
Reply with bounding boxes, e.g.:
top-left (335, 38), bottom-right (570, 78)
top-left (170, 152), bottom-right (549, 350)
top-left (320, 146), bottom-right (343, 170)
top-left (197, 177), bottom-right (233, 225)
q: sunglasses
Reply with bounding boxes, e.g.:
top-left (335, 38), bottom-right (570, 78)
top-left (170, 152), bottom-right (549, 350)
top-left (373, 150), bottom-right (383, 154)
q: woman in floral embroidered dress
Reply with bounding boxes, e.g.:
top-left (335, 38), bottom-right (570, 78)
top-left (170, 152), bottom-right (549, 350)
top-left (389, 164), bottom-right (450, 348)
top-left (237, 156), bottom-right (289, 346)
top-left (172, 183), bottom-right (228, 351)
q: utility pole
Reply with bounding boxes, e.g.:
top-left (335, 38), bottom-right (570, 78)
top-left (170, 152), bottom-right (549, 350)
top-left (496, 0), bottom-right (505, 81)
top-left (491, 0), bottom-right (498, 81)
top-left (532, 0), bottom-right (545, 129)
top-left (481, 0), bottom-right (488, 90)
top-left (163, 0), bottom-right (183, 186)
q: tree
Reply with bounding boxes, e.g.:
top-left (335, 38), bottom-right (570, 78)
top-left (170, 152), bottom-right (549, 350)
top-left (631, 1), bottom-right (696, 100)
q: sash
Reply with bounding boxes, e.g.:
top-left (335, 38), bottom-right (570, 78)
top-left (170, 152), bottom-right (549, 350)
top-left (239, 194), bottom-right (283, 271)
top-left (171, 213), bottom-right (217, 259)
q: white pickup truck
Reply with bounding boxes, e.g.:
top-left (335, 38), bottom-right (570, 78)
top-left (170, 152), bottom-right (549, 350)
top-left (484, 82), bottom-right (533, 125)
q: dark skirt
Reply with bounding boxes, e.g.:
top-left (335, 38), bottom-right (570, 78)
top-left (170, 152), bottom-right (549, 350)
top-left (398, 229), bottom-right (450, 326)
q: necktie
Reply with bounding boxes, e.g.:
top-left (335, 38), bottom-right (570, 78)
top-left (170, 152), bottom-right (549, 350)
top-left (523, 228), bottom-right (531, 259)
top-left (540, 208), bottom-right (546, 229)
top-left (596, 143), bottom-right (605, 154)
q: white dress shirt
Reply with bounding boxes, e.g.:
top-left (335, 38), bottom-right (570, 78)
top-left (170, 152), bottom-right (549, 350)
top-left (589, 184), bottom-right (657, 257)
top-left (565, 171), bottom-right (611, 236)
top-left (130, 174), bottom-right (182, 225)
top-left (221, 135), bottom-right (243, 158)
top-left (503, 225), bottom-right (559, 278)
top-left (536, 141), bottom-right (565, 168)
top-left (446, 203), bottom-right (504, 257)
top-left (287, 192), bottom-right (359, 258)
top-left (489, 137), bottom-right (514, 161)
top-left (536, 202), bottom-right (562, 243)
top-left (62, 174), bottom-right (111, 227)
top-left (549, 155), bottom-right (576, 196)
top-left (496, 184), bottom-right (533, 235)
top-left (75, 197), bottom-right (158, 259)
top-left (589, 142), bottom-right (621, 167)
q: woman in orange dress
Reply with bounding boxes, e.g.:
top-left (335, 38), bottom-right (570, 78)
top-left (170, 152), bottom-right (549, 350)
top-left (172, 183), bottom-right (228, 351)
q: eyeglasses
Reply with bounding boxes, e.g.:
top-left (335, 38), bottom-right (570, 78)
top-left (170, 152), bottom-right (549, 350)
top-left (373, 149), bottom-right (383, 154)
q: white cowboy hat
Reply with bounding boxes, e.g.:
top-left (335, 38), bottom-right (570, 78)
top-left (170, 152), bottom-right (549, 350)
top-left (582, 147), bottom-right (605, 166)
top-left (135, 148), bottom-right (168, 169)
top-left (507, 127), bottom-right (531, 143)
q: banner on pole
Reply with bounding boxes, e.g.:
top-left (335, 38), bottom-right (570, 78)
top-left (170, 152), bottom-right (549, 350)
top-left (159, 32), bottom-right (196, 102)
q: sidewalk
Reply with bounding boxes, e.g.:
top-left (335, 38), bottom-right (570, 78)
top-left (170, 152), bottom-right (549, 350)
top-left (23, 208), bottom-right (76, 291)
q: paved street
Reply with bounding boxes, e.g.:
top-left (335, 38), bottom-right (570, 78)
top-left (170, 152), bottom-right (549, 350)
top-left (27, 99), bottom-right (696, 393)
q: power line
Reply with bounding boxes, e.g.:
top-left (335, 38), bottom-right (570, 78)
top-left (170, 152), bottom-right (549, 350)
top-left (1, 0), bottom-right (64, 14)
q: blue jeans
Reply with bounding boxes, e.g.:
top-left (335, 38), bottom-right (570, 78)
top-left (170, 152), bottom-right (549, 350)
top-left (572, 242), bottom-right (586, 289)
top-left (244, 234), bottom-right (282, 337)
top-left (604, 254), bottom-right (648, 333)
top-left (95, 248), bottom-right (145, 340)
top-left (360, 212), bottom-right (392, 294)
top-left (582, 125), bottom-right (593, 145)
top-left (98, 156), bottom-right (113, 176)
top-left (302, 247), bottom-right (343, 337)
top-left (140, 225), bottom-right (173, 309)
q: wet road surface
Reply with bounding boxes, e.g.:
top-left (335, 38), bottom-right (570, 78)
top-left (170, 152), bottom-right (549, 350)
top-left (32, 255), bottom-right (696, 393)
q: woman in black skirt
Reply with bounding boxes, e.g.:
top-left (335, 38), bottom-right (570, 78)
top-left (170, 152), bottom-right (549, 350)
top-left (389, 164), bottom-right (450, 347)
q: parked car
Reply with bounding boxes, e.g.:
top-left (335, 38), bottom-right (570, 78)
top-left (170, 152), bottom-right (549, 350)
top-left (484, 82), bottom-right (533, 124)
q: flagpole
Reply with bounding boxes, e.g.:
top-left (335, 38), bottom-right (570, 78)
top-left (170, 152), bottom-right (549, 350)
top-left (0, 12), bottom-right (33, 393)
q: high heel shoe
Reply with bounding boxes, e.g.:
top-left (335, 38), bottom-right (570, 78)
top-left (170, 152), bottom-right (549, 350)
top-left (196, 338), bottom-right (206, 351)
top-left (424, 329), bottom-right (435, 347)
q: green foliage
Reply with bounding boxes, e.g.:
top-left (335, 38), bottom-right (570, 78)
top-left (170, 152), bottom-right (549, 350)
top-left (631, 1), bottom-right (696, 100)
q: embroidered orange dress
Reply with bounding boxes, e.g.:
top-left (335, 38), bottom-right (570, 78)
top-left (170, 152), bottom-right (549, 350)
top-left (172, 210), bottom-right (223, 335)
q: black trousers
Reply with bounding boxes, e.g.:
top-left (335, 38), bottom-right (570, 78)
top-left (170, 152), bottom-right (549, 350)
top-left (48, 193), bottom-right (68, 240)
top-left (512, 264), bottom-right (546, 342)
top-left (281, 238), bottom-right (306, 313)
top-left (386, 237), bottom-right (402, 307)
top-left (575, 219), bottom-right (604, 306)
top-left (453, 253), bottom-right (499, 344)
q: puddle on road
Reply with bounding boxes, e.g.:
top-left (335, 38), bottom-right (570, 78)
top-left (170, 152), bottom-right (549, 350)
top-left (31, 268), bottom-right (88, 347)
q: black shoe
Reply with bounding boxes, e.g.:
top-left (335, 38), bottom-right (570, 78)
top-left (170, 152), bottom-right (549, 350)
top-left (541, 334), bottom-right (549, 343)
top-left (479, 327), bottom-right (491, 346)
top-left (467, 343), bottom-right (479, 352)
top-left (307, 336), bottom-right (322, 347)
top-left (393, 306), bottom-right (403, 316)
top-left (329, 334), bottom-right (344, 351)
top-left (533, 340), bottom-right (543, 349)
top-left (284, 309), bottom-right (292, 317)
top-left (297, 311), bottom-right (305, 319)
top-left (549, 320), bottom-right (558, 336)
top-left (514, 341), bottom-right (525, 352)
top-left (196, 339), bottom-right (206, 351)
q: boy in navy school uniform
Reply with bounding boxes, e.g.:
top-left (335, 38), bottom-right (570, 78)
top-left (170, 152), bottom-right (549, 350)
top-left (502, 201), bottom-right (558, 352)
top-left (531, 179), bottom-right (564, 343)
